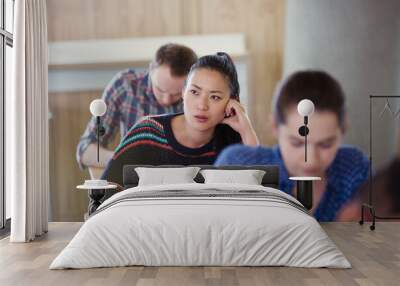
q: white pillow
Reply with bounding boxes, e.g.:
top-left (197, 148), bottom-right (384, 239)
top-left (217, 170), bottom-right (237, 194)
top-left (200, 169), bottom-right (266, 185)
top-left (135, 167), bottom-right (201, 186)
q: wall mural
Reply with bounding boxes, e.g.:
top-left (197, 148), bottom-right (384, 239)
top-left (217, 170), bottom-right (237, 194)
top-left (47, 0), bottom-right (400, 223)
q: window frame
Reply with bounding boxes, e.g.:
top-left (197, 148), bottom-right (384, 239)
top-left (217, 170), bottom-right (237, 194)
top-left (0, 0), bottom-right (14, 233)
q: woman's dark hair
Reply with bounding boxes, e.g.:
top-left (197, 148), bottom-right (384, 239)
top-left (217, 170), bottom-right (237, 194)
top-left (273, 70), bottom-right (346, 128)
top-left (187, 52), bottom-right (240, 101)
top-left (151, 43), bottom-right (198, 77)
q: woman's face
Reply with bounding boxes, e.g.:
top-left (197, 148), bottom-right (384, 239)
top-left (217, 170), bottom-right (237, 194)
top-left (275, 106), bottom-right (344, 177)
top-left (183, 68), bottom-right (231, 132)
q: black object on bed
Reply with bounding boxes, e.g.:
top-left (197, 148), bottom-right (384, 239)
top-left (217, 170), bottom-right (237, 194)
top-left (123, 165), bottom-right (280, 189)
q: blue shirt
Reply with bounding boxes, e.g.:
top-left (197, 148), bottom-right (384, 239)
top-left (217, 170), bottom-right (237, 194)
top-left (215, 144), bottom-right (369, 221)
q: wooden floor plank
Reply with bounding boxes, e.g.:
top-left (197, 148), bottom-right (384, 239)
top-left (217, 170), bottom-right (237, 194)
top-left (0, 222), bottom-right (399, 286)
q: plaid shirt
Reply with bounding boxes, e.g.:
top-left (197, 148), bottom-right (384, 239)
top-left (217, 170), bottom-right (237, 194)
top-left (76, 68), bottom-right (183, 169)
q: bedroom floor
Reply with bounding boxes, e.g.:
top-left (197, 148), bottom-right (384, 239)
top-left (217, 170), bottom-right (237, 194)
top-left (0, 222), bottom-right (399, 286)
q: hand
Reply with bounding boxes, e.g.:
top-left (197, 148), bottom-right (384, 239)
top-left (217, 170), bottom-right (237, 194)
top-left (336, 199), bottom-right (361, 221)
top-left (222, 100), bottom-right (259, 146)
top-left (108, 181), bottom-right (124, 192)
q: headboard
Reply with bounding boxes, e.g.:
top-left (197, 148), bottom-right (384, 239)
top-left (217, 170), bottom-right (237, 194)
top-left (123, 165), bottom-right (280, 189)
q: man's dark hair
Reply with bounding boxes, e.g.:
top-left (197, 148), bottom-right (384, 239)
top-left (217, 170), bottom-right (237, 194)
top-left (151, 43), bottom-right (197, 77)
top-left (187, 52), bottom-right (240, 101)
top-left (273, 70), bottom-right (346, 128)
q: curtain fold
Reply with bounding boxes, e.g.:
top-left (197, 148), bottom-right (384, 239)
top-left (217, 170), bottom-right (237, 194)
top-left (9, 0), bottom-right (49, 242)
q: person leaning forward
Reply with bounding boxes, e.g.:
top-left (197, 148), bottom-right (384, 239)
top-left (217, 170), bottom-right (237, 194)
top-left (76, 43), bottom-right (198, 177)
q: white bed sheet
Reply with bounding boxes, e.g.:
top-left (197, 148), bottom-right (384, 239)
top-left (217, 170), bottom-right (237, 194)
top-left (50, 183), bottom-right (350, 269)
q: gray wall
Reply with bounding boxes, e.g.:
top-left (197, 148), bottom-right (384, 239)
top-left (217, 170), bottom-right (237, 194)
top-left (284, 0), bottom-right (400, 168)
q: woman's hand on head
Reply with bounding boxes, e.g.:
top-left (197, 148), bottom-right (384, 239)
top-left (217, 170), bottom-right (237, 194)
top-left (222, 99), bottom-right (259, 146)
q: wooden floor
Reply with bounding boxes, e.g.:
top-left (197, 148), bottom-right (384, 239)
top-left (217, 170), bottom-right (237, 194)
top-left (0, 222), bottom-right (399, 286)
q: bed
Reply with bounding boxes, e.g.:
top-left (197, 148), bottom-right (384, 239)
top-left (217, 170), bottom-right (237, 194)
top-left (50, 165), bottom-right (350, 269)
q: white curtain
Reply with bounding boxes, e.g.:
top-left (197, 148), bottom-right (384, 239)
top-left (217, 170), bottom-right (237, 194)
top-left (8, 0), bottom-right (49, 242)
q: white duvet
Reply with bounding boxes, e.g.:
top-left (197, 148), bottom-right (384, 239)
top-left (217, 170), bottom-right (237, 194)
top-left (50, 183), bottom-right (350, 269)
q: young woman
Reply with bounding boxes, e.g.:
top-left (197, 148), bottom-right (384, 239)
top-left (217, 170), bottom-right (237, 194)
top-left (101, 52), bottom-right (258, 186)
top-left (215, 70), bottom-right (369, 222)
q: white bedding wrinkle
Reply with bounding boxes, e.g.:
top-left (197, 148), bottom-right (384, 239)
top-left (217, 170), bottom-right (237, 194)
top-left (50, 183), bottom-right (351, 269)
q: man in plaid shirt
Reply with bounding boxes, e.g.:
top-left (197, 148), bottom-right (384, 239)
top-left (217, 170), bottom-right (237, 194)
top-left (77, 43), bottom-right (197, 172)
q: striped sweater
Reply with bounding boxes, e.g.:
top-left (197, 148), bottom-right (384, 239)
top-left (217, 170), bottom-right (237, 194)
top-left (101, 113), bottom-right (241, 186)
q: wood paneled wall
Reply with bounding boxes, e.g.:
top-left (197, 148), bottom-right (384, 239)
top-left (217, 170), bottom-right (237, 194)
top-left (47, 0), bottom-right (285, 221)
top-left (49, 91), bottom-right (98, 221)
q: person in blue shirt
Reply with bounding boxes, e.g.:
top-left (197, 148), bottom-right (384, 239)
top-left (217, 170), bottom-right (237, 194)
top-left (215, 70), bottom-right (369, 221)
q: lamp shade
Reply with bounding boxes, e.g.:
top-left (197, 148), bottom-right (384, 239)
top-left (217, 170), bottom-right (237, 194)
top-left (297, 99), bottom-right (315, 117)
top-left (90, 99), bottom-right (107, 117)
